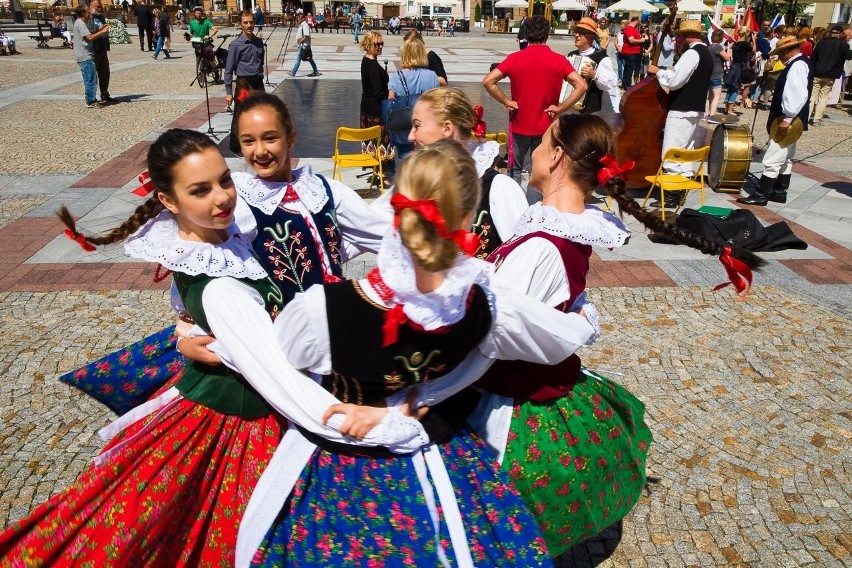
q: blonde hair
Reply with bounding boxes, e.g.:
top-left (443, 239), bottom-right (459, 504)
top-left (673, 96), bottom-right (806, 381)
top-left (400, 37), bottom-right (428, 69)
top-left (394, 139), bottom-right (480, 271)
top-left (417, 87), bottom-right (476, 140)
top-left (738, 26), bottom-right (750, 38)
top-left (361, 30), bottom-right (382, 54)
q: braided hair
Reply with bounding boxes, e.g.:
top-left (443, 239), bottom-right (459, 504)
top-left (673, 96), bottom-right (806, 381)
top-left (59, 129), bottom-right (219, 247)
top-left (550, 114), bottom-right (765, 270)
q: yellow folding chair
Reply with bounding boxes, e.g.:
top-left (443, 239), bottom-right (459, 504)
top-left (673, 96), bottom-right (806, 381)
top-left (331, 125), bottom-right (384, 194)
top-left (641, 146), bottom-right (710, 221)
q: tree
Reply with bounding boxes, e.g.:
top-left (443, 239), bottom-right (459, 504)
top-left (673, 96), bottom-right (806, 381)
top-left (475, 1), bottom-right (481, 22)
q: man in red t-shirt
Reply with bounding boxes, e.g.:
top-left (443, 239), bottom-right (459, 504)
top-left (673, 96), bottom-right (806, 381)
top-left (621, 16), bottom-right (644, 89)
top-left (483, 15), bottom-right (586, 193)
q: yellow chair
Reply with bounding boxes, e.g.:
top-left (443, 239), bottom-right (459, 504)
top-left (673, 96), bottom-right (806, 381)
top-left (331, 126), bottom-right (384, 194)
top-left (641, 146), bottom-right (710, 221)
top-left (483, 132), bottom-right (508, 150)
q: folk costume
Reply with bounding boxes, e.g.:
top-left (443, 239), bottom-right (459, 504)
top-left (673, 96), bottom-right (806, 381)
top-left (234, 222), bottom-right (598, 567)
top-left (567, 18), bottom-right (621, 115)
top-left (471, 204), bottom-right (653, 556)
top-left (59, 165), bottom-right (387, 416)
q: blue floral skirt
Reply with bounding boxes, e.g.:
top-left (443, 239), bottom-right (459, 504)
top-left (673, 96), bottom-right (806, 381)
top-left (252, 426), bottom-right (553, 567)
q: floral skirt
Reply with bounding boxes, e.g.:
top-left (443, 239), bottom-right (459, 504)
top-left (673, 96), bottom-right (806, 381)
top-left (502, 369), bottom-right (652, 557)
top-left (0, 399), bottom-right (286, 567)
top-left (360, 112), bottom-right (396, 162)
top-left (59, 326), bottom-right (184, 416)
top-left (252, 426), bottom-right (553, 567)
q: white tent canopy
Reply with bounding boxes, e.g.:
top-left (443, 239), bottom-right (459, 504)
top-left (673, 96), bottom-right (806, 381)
top-left (606, 0), bottom-right (661, 12)
top-left (494, 0), bottom-right (529, 7)
top-left (552, 0), bottom-right (588, 10)
top-left (676, 0), bottom-right (713, 13)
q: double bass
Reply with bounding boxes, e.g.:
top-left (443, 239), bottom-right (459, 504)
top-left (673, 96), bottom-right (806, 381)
top-left (616, 3), bottom-right (678, 188)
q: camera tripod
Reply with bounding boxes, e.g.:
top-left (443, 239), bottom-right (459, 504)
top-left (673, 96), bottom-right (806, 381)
top-left (189, 34), bottom-right (232, 139)
top-left (276, 16), bottom-right (296, 61)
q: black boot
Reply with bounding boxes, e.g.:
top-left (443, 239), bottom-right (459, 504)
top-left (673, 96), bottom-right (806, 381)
top-left (769, 173), bottom-right (790, 203)
top-left (737, 175), bottom-right (774, 206)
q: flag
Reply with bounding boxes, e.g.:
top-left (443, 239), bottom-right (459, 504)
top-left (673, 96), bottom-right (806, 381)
top-left (769, 13), bottom-right (785, 28)
top-left (744, 6), bottom-right (760, 33)
top-left (704, 15), bottom-right (734, 42)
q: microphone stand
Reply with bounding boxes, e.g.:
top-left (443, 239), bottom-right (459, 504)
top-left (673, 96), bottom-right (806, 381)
top-left (277, 16), bottom-right (295, 61)
top-left (263, 22), bottom-right (279, 86)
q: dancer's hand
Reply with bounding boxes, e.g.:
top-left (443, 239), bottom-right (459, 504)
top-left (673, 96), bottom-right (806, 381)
top-left (177, 335), bottom-right (221, 365)
top-left (323, 403), bottom-right (388, 440)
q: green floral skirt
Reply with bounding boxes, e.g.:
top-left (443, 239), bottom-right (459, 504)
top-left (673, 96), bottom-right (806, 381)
top-left (502, 368), bottom-right (652, 557)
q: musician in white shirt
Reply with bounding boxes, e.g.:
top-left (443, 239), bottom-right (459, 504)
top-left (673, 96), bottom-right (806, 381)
top-left (568, 17), bottom-right (620, 114)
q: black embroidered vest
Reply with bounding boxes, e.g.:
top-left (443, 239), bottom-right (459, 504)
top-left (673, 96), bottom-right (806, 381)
top-left (248, 175), bottom-right (344, 301)
top-left (471, 168), bottom-right (503, 260)
top-left (568, 48), bottom-right (609, 114)
top-left (669, 43), bottom-right (714, 113)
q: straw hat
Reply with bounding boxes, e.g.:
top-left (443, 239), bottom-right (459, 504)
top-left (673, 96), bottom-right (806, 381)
top-left (769, 35), bottom-right (805, 57)
top-left (676, 20), bottom-right (705, 36)
top-left (573, 17), bottom-right (599, 36)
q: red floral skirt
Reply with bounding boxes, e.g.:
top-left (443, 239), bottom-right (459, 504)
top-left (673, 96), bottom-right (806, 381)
top-left (0, 399), bottom-right (286, 567)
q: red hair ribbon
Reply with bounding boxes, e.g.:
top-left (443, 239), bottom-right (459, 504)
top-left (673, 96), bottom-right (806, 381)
top-left (390, 193), bottom-right (478, 256)
top-left (132, 170), bottom-right (155, 197)
top-left (235, 87), bottom-right (251, 103)
top-left (597, 154), bottom-right (635, 186)
top-left (473, 104), bottom-right (487, 139)
top-left (64, 229), bottom-right (96, 252)
top-left (712, 246), bottom-right (753, 300)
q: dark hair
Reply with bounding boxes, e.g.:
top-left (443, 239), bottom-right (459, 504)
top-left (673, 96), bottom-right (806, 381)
top-left (550, 114), bottom-right (765, 270)
top-left (239, 9), bottom-right (253, 19)
top-left (74, 5), bottom-right (87, 16)
top-left (59, 129), bottom-right (218, 247)
top-left (525, 15), bottom-right (550, 44)
top-left (234, 92), bottom-right (296, 142)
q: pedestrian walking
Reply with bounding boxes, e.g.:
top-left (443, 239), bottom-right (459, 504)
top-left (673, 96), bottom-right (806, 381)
top-left (289, 11), bottom-right (321, 77)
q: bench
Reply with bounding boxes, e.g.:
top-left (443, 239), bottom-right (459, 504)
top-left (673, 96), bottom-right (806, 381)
top-left (29, 21), bottom-right (62, 48)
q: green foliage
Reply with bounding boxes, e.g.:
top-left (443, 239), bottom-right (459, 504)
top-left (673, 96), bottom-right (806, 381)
top-left (107, 18), bottom-right (131, 44)
top-left (474, 1), bottom-right (481, 21)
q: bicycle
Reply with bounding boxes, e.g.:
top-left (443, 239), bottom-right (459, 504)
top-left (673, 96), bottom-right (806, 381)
top-left (187, 34), bottom-right (228, 88)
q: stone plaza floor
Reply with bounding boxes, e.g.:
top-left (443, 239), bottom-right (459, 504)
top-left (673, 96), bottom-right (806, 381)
top-left (0, 26), bottom-right (850, 567)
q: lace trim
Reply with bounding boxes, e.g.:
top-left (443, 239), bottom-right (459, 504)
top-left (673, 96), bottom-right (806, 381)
top-left (375, 230), bottom-right (494, 330)
top-left (232, 165), bottom-right (329, 215)
top-left (512, 203), bottom-right (630, 248)
top-left (124, 209), bottom-right (268, 279)
top-left (469, 140), bottom-right (501, 178)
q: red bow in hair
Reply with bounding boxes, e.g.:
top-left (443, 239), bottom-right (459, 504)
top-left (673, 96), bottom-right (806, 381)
top-left (472, 104), bottom-right (487, 139)
top-left (596, 154), bottom-right (635, 186)
top-left (132, 170), bottom-right (155, 197)
top-left (713, 246), bottom-right (753, 301)
top-left (64, 229), bottom-right (96, 252)
top-left (390, 193), bottom-right (478, 256)
top-left (235, 88), bottom-right (251, 103)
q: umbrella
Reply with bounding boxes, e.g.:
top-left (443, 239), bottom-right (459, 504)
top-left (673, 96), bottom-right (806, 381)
top-left (676, 0), bottom-right (713, 13)
top-left (606, 0), bottom-right (660, 12)
top-left (552, 0), bottom-right (588, 10)
top-left (494, 0), bottom-right (529, 8)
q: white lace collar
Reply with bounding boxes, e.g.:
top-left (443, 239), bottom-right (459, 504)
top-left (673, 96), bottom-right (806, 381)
top-left (468, 140), bottom-right (501, 178)
top-left (512, 203), bottom-right (630, 248)
top-left (375, 229), bottom-right (494, 330)
top-left (232, 164), bottom-right (329, 215)
top-left (124, 209), bottom-right (268, 279)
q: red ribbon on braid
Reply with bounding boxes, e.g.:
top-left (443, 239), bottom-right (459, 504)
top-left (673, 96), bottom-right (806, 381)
top-left (597, 154), bottom-right (635, 186)
top-left (390, 193), bottom-right (479, 256)
top-left (132, 170), bottom-right (155, 197)
top-left (472, 104), bottom-right (487, 139)
top-left (64, 229), bottom-right (96, 252)
top-left (713, 246), bottom-right (753, 300)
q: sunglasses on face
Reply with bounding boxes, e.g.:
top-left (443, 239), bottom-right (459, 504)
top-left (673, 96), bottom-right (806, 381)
top-left (376, 42), bottom-right (384, 46)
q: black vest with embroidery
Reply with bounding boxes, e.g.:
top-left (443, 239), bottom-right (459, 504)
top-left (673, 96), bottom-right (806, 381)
top-left (471, 169), bottom-right (503, 260)
top-left (768, 54), bottom-right (813, 134)
top-left (669, 43), bottom-right (714, 113)
top-left (248, 175), bottom-right (344, 301)
top-left (173, 270), bottom-right (285, 418)
top-left (568, 48), bottom-right (609, 114)
top-left (298, 280), bottom-right (492, 456)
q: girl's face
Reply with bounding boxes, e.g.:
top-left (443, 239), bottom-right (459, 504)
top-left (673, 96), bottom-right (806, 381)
top-left (159, 147), bottom-right (237, 243)
top-left (238, 105), bottom-right (294, 182)
top-left (409, 101), bottom-right (455, 148)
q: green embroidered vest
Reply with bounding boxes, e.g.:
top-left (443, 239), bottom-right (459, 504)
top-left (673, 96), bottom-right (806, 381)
top-left (173, 271), bottom-right (284, 419)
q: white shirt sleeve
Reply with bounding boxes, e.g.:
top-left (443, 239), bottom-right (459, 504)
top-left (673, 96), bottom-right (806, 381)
top-left (593, 56), bottom-right (621, 112)
top-left (271, 285), bottom-right (332, 374)
top-left (233, 195), bottom-right (258, 242)
top-left (656, 47), bottom-right (700, 91)
top-left (328, 179), bottom-right (390, 261)
top-left (781, 57), bottom-right (810, 119)
top-left (491, 238), bottom-right (570, 305)
top-left (202, 278), bottom-right (429, 452)
top-left (488, 174), bottom-right (528, 241)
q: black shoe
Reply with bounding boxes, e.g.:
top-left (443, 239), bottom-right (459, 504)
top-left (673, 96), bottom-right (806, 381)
top-left (767, 192), bottom-right (787, 203)
top-left (307, 71), bottom-right (322, 77)
top-left (772, 173), bottom-right (791, 191)
top-left (101, 94), bottom-right (114, 103)
top-left (737, 175), bottom-right (774, 206)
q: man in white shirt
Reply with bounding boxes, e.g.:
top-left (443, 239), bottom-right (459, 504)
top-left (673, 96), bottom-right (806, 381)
top-left (568, 17), bottom-right (620, 114)
top-left (289, 11), bottom-right (322, 78)
top-left (388, 15), bottom-right (401, 35)
top-left (738, 35), bottom-right (812, 206)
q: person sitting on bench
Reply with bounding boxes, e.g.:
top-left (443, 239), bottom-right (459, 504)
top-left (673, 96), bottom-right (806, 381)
top-left (52, 16), bottom-right (73, 47)
top-left (0, 28), bottom-right (20, 54)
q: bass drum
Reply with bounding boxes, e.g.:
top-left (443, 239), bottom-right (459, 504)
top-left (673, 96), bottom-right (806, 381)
top-left (708, 124), bottom-right (752, 194)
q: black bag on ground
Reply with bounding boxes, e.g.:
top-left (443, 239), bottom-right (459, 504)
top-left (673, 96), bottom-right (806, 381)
top-left (674, 208), bottom-right (808, 252)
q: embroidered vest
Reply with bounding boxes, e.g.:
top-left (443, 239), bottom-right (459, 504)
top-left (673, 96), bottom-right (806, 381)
top-left (471, 168), bottom-right (503, 260)
top-left (173, 271), bottom-right (285, 418)
top-left (568, 48), bottom-right (609, 114)
top-left (248, 175), bottom-right (344, 301)
top-left (480, 231), bottom-right (591, 401)
top-left (296, 280), bottom-right (492, 456)
top-left (768, 54), bottom-right (813, 134)
top-left (669, 43), bottom-right (714, 113)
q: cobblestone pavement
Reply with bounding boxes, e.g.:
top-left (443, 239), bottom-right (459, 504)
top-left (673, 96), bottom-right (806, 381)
top-left (0, 27), bottom-right (850, 567)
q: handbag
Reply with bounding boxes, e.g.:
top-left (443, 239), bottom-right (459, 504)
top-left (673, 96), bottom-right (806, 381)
top-left (301, 44), bottom-right (313, 61)
top-left (382, 71), bottom-right (418, 144)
